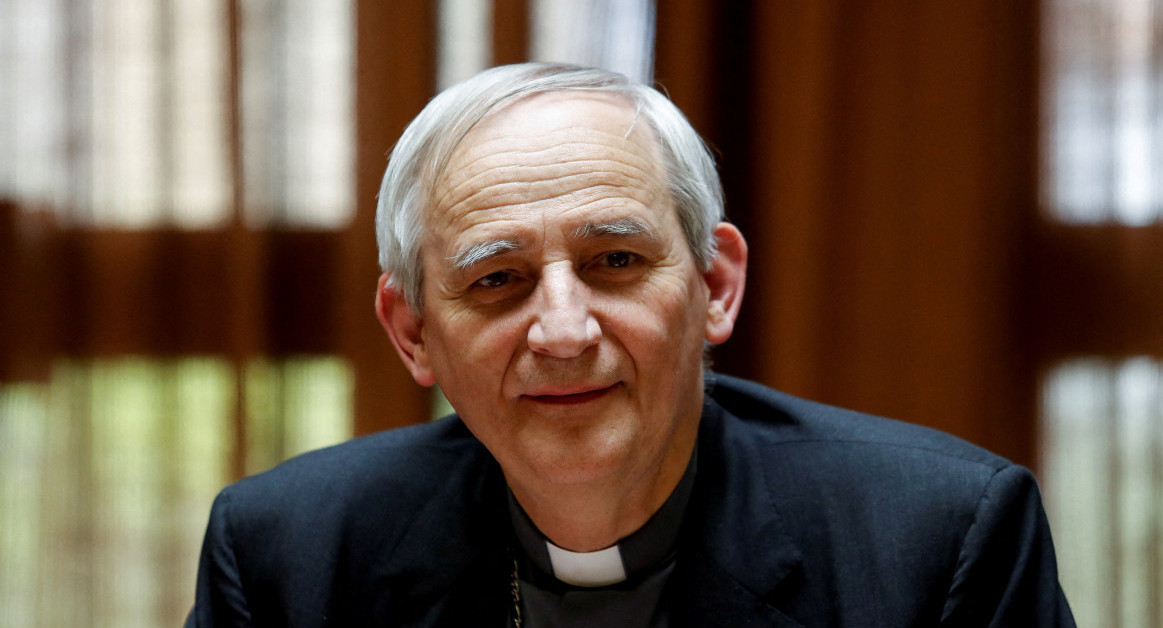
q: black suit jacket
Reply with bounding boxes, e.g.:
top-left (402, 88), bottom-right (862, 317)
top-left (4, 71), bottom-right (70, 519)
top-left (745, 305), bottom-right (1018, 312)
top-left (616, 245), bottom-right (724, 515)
top-left (188, 374), bottom-right (1074, 626)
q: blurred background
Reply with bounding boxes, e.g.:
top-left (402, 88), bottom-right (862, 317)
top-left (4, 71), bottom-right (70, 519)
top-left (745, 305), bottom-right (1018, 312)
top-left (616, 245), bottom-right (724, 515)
top-left (0, 0), bottom-right (1159, 625)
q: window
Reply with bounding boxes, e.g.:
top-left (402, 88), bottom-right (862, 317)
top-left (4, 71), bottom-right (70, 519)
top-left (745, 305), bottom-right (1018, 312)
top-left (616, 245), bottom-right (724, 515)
top-left (530, 0), bottom-right (655, 83)
top-left (1042, 360), bottom-right (1163, 626)
top-left (0, 358), bottom-right (352, 625)
top-left (0, 1), bottom-right (356, 624)
top-left (1043, 0), bottom-right (1162, 225)
top-left (0, 1), bottom-right (660, 624)
top-left (0, 0), bottom-right (354, 229)
top-left (1039, 0), bottom-right (1163, 624)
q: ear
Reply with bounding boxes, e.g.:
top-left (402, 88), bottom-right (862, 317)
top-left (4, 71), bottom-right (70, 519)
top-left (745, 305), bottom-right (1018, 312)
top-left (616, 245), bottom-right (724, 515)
top-left (703, 223), bottom-right (748, 344)
top-left (375, 273), bottom-right (436, 387)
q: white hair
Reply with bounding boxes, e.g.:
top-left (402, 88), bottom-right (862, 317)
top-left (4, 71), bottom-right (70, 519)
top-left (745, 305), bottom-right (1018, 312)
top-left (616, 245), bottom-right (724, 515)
top-left (376, 62), bottom-right (724, 308)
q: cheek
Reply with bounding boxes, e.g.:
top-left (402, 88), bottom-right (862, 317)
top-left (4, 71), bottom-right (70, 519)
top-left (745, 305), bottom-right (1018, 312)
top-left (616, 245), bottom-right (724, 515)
top-left (425, 311), bottom-right (523, 382)
top-left (641, 273), bottom-right (706, 330)
top-left (606, 278), bottom-right (706, 359)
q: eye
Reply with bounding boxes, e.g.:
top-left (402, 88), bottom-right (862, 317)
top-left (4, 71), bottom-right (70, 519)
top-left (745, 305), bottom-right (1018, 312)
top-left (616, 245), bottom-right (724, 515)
top-left (602, 251), bottom-right (637, 268)
top-left (475, 270), bottom-right (511, 288)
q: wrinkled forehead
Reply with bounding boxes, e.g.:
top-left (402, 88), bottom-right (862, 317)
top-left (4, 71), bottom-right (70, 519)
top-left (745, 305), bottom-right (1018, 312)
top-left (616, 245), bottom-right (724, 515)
top-left (426, 91), bottom-right (668, 225)
top-left (457, 90), bottom-right (649, 152)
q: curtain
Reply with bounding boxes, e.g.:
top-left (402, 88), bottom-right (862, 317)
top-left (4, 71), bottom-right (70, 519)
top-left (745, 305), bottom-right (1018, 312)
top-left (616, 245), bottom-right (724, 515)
top-left (655, 1), bottom-right (1162, 623)
top-left (0, 1), bottom-right (391, 624)
top-left (0, 0), bottom-right (659, 623)
top-left (7, 0), bottom-right (1157, 624)
top-left (1039, 0), bottom-right (1163, 625)
top-left (656, 0), bottom-right (1040, 464)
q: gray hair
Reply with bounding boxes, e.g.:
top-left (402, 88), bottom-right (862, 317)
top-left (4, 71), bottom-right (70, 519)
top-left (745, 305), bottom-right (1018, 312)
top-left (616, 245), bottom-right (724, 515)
top-left (375, 62), bottom-right (724, 309)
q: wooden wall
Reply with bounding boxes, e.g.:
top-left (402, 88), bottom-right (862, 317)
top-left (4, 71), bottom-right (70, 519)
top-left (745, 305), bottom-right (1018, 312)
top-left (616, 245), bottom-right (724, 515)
top-left (656, 1), bottom-right (1043, 465)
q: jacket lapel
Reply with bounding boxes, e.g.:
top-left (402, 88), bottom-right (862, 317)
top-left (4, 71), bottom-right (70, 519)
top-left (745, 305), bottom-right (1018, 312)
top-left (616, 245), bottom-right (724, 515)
top-left (333, 441), bottom-right (516, 626)
top-left (339, 401), bottom-right (812, 627)
top-left (669, 400), bottom-right (807, 627)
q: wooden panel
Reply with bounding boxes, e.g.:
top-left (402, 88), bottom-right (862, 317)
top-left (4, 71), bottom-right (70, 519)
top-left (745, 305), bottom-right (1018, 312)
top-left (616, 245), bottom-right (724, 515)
top-left (653, 0), bottom-right (719, 134)
top-left (0, 228), bottom-right (341, 358)
top-left (752, 1), bottom-right (1038, 462)
top-left (661, 1), bottom-right (1043, 465)
top-left (347, 0), bottom-right (437, 434)
top-left (743, 0), bottom-right (841, 400)
top-left (1029, 224), bottom-right (1163, 360)
top-left (492, 0), bottom-right (529, 65)
top-left (226, 0), bottom-right (255, 482)
top-left (0, 202), bottom-right (60, 382)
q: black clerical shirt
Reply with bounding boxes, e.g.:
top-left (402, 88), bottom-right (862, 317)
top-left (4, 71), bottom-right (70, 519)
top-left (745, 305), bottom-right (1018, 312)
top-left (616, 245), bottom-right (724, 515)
top-left (507, 451), bottom-right (697, 628)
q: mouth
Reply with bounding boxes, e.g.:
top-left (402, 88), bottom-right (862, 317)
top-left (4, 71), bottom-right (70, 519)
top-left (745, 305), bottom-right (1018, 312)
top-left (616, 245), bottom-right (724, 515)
top-left (523, 383), bottom-right (618, 405)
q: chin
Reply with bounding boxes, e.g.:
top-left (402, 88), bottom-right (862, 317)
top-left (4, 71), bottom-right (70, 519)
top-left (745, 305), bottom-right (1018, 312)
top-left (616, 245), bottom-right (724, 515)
top-left (517, 437), bottom-right (636, 486)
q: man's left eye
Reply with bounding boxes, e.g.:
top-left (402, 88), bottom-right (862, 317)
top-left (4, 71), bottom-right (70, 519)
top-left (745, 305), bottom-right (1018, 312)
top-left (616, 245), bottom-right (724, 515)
top-left (602, 251), bottom-right (636, 268)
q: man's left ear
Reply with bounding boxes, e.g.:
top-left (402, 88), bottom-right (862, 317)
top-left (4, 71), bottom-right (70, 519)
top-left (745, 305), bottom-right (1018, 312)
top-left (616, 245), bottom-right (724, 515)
top-left (704, 222), bottom-right (748, 344)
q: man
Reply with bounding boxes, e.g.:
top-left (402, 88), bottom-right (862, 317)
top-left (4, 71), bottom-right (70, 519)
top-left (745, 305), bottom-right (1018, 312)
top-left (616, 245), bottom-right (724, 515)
top-left (188, 63), bottom-right (1074, 627)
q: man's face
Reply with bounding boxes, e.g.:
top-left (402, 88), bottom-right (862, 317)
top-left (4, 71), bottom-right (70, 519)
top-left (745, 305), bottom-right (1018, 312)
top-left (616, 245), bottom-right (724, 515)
top-left (408, 92), bottom-right (714, 493)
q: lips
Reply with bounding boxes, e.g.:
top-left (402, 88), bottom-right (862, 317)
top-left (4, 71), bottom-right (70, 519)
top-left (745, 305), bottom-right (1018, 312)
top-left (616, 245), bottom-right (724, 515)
top-left (522, 383), bottom-right (618, 405)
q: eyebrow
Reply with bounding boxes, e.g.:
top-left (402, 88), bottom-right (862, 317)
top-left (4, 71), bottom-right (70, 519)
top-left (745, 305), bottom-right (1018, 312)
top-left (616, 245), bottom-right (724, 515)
top-left (449, 239), bottom-right (521, 270)
top-left (572, 218), bottom-right (654, 240)
top-left (448, 218), bottom-right (656, 271)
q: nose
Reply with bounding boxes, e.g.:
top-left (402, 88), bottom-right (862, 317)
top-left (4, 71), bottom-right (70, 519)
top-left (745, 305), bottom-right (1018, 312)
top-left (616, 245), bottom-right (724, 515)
top-left (527, 263), bottom-right (602, 358)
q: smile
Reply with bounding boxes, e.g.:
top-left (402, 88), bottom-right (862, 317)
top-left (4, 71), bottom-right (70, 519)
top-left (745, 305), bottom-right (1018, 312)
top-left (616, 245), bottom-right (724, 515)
top-left (524, 384), bottom-right (617, 405)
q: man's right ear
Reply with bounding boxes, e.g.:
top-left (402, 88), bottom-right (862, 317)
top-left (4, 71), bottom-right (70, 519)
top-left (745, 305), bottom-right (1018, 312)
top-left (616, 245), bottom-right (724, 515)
top-left (375, 273), bottom-right (436, 387)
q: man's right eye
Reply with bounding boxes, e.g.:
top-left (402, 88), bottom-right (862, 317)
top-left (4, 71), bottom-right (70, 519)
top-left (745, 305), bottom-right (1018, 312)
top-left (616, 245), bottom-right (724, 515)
top-left (475, 271), bottom-right (511, 288)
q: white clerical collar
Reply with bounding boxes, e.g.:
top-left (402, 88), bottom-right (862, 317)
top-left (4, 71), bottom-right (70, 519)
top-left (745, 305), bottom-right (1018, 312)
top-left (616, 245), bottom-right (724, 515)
top-left (544, 541), bottom-right (627, 587)
top-left (506, 446), bottom-right (698, 588)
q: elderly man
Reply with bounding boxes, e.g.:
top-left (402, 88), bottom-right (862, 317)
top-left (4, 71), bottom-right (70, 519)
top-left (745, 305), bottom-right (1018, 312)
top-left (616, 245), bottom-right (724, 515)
top-left (188, 63), bottom-right (1073, 627)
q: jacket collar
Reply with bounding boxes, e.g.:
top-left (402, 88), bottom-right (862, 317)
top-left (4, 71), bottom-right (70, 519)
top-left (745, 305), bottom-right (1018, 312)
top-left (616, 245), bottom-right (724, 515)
top-left (354, 394), bottom-right (810, 626)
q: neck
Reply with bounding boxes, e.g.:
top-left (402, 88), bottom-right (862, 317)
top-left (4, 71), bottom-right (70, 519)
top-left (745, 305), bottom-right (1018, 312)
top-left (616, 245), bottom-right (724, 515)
top-left (506, 436), bottom-right (696, 552)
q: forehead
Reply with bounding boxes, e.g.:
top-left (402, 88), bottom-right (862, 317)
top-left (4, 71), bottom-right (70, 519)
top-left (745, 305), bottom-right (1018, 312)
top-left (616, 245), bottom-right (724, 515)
top-left (426, 91), bottom-right (672, 241)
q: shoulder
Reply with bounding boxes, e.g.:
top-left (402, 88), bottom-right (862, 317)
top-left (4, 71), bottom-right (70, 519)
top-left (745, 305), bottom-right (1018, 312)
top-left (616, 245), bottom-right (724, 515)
top-left (699, 374), bottom-right (1070, 624)
top-left (192, 416), bottom-right (509, 623)
top-left (706, 372), bottom-right (1009, 474)
top-left (224, 414), bottom-right (490, 515)
top-left (207, 416), bottom-right (499, 583)
top-left (702, 372), bottom-right (1022, 554)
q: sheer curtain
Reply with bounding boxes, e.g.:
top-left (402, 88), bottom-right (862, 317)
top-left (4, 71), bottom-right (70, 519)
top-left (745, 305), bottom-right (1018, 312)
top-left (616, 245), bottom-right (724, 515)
top-left (436, 0), bottom-right (655, 87)
top-left (1043, 0), bottom-right (1162, 225)
top-left (0, 0), bottom-right (658, 624)
top-left (1040, 0), bottom-right (1163, 625)
top-left (0, 1), bottom-right (355, 625)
